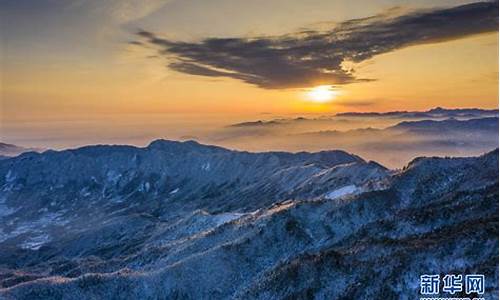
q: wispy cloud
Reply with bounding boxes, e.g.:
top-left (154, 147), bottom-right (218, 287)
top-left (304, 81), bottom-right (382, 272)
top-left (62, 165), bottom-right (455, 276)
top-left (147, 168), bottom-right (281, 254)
top-left (135, 1), bottom-right (498, 89)
top-left (68, 0), bottom-right (174, 24)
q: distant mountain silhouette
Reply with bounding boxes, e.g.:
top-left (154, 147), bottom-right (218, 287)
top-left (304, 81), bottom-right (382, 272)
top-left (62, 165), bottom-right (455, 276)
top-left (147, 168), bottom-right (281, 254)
top-left (0, 142), bottom-right (43, 158)
top-left (229, 107), bottom-right (498, 128)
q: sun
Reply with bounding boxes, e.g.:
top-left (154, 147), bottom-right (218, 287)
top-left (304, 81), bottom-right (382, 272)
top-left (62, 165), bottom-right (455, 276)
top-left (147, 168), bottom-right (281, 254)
top-left (306, 85), bottom-right (338, 103)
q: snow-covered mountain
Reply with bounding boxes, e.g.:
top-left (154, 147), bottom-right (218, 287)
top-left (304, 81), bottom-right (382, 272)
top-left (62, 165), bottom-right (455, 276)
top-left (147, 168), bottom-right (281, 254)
top-left (0, 140), bottom-right (497, 299)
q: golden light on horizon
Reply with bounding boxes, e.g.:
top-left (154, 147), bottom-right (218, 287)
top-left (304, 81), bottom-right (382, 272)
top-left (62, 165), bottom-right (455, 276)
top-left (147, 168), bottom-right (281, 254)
top-left (306, 85), bottom-right (339, 103)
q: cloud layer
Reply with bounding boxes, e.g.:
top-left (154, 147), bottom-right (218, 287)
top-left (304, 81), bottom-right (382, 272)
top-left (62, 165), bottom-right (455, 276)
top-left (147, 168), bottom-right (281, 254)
top-left (136, 1), bottom-right (498, 89)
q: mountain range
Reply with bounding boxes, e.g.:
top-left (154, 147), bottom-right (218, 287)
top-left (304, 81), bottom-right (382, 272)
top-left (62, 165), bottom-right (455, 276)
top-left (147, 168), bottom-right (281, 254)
top-left (210, 116), bottom-right (499, 168)
top-left (335, 107), bottom-right (499, 119)
top-left (0, 140), bottom-right (497, 299)
top-left (229, 107), bottom-right (499, 128)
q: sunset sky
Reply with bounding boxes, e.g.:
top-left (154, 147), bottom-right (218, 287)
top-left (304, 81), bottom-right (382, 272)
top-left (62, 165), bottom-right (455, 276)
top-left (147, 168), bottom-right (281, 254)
top-left (1, 0), bottom-right (498, 148)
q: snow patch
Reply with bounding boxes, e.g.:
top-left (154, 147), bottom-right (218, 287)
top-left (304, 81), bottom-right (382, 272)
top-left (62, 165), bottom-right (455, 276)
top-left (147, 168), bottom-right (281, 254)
top-left (21, 234), bottom-right (51, 250)
top-left (214, 213), bottom-right (245, 226)
top-left (106, 170), bottom-right (122, 184)
top-left (80, 187), bottom-right (91, 197)
top-left (138, 182), bottom-right (151, 192)
top-left (5, 170), bottom-right (16, 182)
top-left (201, 162), bottom-right (211, 171)
top-left (325, 185), bottom-right (359, 200)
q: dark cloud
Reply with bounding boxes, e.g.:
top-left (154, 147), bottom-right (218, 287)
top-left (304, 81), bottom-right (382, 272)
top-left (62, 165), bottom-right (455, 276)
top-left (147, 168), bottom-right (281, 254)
top-left (136, 1), bottom-right (498, 89)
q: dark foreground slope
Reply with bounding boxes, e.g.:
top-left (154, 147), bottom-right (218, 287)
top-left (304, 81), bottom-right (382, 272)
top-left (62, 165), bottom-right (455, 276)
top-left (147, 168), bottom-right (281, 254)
top-left (0, 141), bottom-right (497, 299)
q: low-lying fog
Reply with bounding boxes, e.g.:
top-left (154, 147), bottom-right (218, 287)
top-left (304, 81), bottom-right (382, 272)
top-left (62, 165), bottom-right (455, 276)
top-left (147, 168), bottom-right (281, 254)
top-left (198, 108), bottom-right (499, 168)
top-left (2, 108), bottom-right (498, 169)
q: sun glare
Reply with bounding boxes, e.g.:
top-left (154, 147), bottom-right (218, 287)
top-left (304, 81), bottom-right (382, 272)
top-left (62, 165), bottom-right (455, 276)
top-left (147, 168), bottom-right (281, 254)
top-left (306, 85), bottom-right (338, 103)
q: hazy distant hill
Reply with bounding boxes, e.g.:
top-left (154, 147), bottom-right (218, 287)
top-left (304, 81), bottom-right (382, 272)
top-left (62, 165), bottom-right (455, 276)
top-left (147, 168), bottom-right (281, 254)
top-left (211, 116), bottom-right (499, 168)
top-left (229, 107), bottom-right (499, 128)
top-left (302, 117), bottom-right (499, 142)
top-left (0, 142), bottom-right (43, 158)
top-left (336, 107), bottom-right (498, 119)
top-left (0, 140), bottom-right (497, 299)
top-left (389, 116), bottom-right (498, 133)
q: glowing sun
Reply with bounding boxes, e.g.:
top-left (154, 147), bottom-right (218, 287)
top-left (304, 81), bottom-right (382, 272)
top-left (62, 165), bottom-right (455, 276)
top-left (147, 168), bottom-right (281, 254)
top-left (306, 85), bottom-right (338, 103)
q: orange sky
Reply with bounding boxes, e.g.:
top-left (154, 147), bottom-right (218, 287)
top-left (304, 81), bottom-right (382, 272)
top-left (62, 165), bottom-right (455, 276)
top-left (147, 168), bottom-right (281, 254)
top-left (1, 0), bottom-right (498, 148)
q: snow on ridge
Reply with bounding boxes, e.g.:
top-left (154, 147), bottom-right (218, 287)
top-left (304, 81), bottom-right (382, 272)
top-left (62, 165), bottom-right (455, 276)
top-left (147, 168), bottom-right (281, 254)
top-left (214, 212), bottom-right (245, 226)
top-left (325, 185), bottom-right (359, 200)
top-left (21, 234), bottom-right (51, 250)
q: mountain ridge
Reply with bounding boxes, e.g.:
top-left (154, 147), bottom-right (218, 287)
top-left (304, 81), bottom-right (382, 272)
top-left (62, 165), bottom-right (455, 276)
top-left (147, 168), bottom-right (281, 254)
top-left (0, 141), bottom-right (497, 299)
